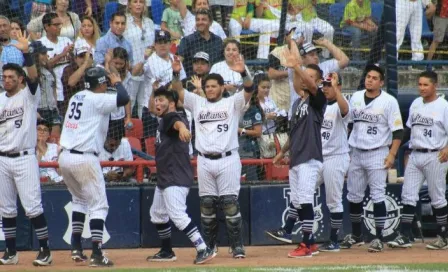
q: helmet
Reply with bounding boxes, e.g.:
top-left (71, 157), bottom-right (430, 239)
top-left (84, 67), bottom-right (108, 90)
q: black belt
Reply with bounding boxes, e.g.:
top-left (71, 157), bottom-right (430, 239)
top-left (68, 149), bottom-right (99, 157)
top-left (413, 149), bottom-right (439, 153)
top-left (0, 150), bottom-right (29, 158)
top-left (198, 151), bottom-right (232, 160)
top-left (357, 147), bottom-right (380, 152)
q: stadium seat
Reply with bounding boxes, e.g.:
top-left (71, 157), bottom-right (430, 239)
top-left (271, 165), bottom-right (289, 180)
top-left (151, 0), bottom-right (164, 25)
top-left (23, 1), bottom-right (33, 24)
top-left (125, 118), bottom-right (144, 139)
top-left (103, 2), bottom-right (118, 33)
top-left (370, 2), bottom-right (383, 24)
top-left (127, 136), bottom-right (142, 151)
top-left (144, 137), bottom-right (156, 157)
top-left (328, 3), bottom-right (351, 38)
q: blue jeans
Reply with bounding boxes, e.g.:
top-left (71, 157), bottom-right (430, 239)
top-left (343, 26), bottom-right (363, 62)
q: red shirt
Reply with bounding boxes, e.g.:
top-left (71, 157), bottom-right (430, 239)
top-left (436, 0), bottom-right (448, 18)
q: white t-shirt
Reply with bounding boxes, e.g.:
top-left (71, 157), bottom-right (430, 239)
top-left (99, 138), bottom-right (133, 173)
top-left (183, 90), bottom-right (247, 153)
top-left (348, 90), bottom-right (403, 150)
top-left (60, 90), bottom-right (118, 154)
top-left (260, 96), bottom-right (280, 134)
top-left (210, 0), bottom-right (234, 6)
top-left (321, 100), bottom-right (350, 156)
top-left (39, 36), bottom-right (73, 101)
top-left (407, 96), bottom-right (448, 150)
top-left (210, 61), bottom-right (250, 88)
top-left (180, 10), bottom-right (227, 39)
top-left (40, 143), bottom-right (63, 182)
top-left (118, 0), bottom-right (151, 6)
top-left (110, 72), bottom-right (132, 120)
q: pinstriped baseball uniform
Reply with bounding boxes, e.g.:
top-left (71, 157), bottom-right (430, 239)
top-left (0, 83), bottom-right (44, 218)
top-left (183, 91), bottom-right (246, 197)
top-left (317, 100), bottom-right (350, 213)
top-left (402, 97), bottom-right (448, 209)
top-left (59, 90), bottom-right (118, 220)
top-left (347, 90), bottom-right (403, 204)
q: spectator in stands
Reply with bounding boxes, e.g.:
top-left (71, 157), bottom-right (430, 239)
top-left (74, 16), bottom-right (101, 56)
top-left (27, 0), bottom-right (82, 41)
top-left (0, 16), bottom-right (24, 67)
top-left (179, 0), bottom-right (227, 39)
top-left (124, 0), bottom-right (155, 119)
top-left (210, 0), bottom-right (234, 34)
top-left (71, 0), bottom-right (98, 18)
top-left (288, 0), bottom-right (334, 59)
top-left (100, 134), bottom-right (134, 182)
top-left (427, 1), bottom-right (448, 64)
top-left (162, 0), bottom-right (184, 39)
top-left (210, 39), bottom-right (250, 94)
top-left (104, 47), bottom-right (133, 137)
top-left (9, 19), bottom-right (26, 41)
top-left (182, 51), bottom-right (210, 93)
top-left (94, 12), bottom-right (134, 66)
top-left (61, 44), bottom-right (93, 115)
top-left (118, 0), bottom-right (151, 16)
top-left (31, 41), bottom-right (61, 137)
top-left (177, 9), bottom-right (223, 76)
top-left (340, 0), bottom-right (377, 66)
top-left (38, 12), bottom-right (74, 114)
top-left (36, 119), bottom-right (63, 183)
top-left (31, 0), bottom-right (53, 20)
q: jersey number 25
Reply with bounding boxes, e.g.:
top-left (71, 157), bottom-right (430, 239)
top-left (68, 102), bottom-right (83, 120)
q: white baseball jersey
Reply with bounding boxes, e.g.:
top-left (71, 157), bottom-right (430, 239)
top-left (183, 90), bottom-right (246, 153)
top-left (209, 61), bottom-right (250, 88)
top-left (321, 100), bottom-right (350, 156)
top-left (99, 138), bottom-right (133, 173)
top-left (348, 90), bottom-right (403, 150)
top-left (0, 84), bottom-right (39, 152)
top-left (181, 10), bottom-right (227, 39)
top-left (39, 36), bottom-right (72, 101)
top-left (407, 97), bottom-right (448, 150)
top-left (60, 90), bottom-right (118, 154)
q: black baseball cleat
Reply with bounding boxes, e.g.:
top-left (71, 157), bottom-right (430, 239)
top-left (32, 247), bottom-right (52, 266)
top-left (387, 233), bottom-right (412, 248)
top-left (0, 249), bottom-right (18, 265)
top-left (231, 246), bottom-right (246, 259)
top-left (340, 234), bottom-right (365, 249)
top-left (194, 247), bottom-right (217, 265)
top-left (146, 249), bottom-right (177, 262)
top-left (71, 249), bottom-right (88, 262)
top-left (89, 253), bottom-right (114, 267)
top-left (265, 228), bottom-right (292, 244)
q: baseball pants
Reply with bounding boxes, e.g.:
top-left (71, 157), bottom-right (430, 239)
top-left (0, 150), bottom-right (44, 218)
top-left (289, 159), bottom-right (323, 208)
top-left (402, 151), bottom-right (448, 209)
top-left (59, 151), bottom-right (109, 221)
top-left (317, 153), bottom-right (350, 213)
top-left (396, 0), bottom-right (424, 61)
top-left (347, 147), bottom-right (389, 204)
top-left (150, 186), bottom-right (191, 231)
top-left (197, 150), bottom-right (241, 197)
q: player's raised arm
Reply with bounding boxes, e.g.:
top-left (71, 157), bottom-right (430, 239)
top-left (228, 54), bottom-right (254, 104)
top-left (108, 71), bottom-right (130, 107)
top-left (171, 55), bottom-right (186, 104)
top-left (13, 31), bottom-right (38, 90)
top-left (331, 73), bottom-right (349, 116)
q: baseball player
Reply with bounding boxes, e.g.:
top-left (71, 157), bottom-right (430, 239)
top-left (147, 88), bottom-right (216, 264)
top-left (266, 40), bottom-right (326, 258)
top-left (317, 72), bottom-right (350, 252)
top-left (341, 65), bottom-right (403, 253)
top-left (171, 53), bottom-right (254, 258)
top-left (0, 32), bottom-right (53, 266)
top-left (58, 67), bottom-right (130, 267)
top-left (388, 71), bottom-right (448, 250)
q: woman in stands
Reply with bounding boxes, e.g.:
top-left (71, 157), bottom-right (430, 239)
top-left (9, 19), bottom-right (26, 40)
top-left (27, 0), bottom-right (81, 41)
top-left (123, 0), bottom-right (155, 119)
top-left (210, 39), bottom-right (250, 95)
top-left (36, 120), bottom-right (63, 183)
top-left (74, 16), bottom-right (100, 55)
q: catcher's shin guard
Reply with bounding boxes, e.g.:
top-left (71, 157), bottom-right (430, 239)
top-left (220, 195), bottom-right (244, 250)
top-left (200, 196), bottom-right (219, 249)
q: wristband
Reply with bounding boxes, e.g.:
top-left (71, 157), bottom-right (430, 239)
top-left (173, 71), bottom-right (180, 80)
top-left (244, 84), bottom-right (255, 93)
top-left (23, 53), bottom-right (34, 67)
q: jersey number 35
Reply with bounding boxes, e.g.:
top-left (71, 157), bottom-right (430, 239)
top-left (68, 102), bottom-right (83, 120)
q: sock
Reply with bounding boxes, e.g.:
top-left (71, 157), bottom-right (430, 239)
top-left (349, 202), bottom-right (363, 238)
top-left (283, 202), bottom-right (299, 234)
top-left (182, 222), bottom-right (207, 251)
top-left (155, 223), bottom-right (172, 252)
top-left (71, 212), bottom-right (86, 250)
top-left (89, 219), bottom-right (104, 256)
top-left (30, 214), bottom-right (49, 249)
top-left (298, 203), bottom-right (314, 248)
top-left (2, 217), bottom-right (17, 255)
top-left (374, 202), bottom-right (387, 240)
top-left (434, 205), bottom-right (448, 238)
top-left (330, 212), bottom-right (343, 243)
top-left (400, 205), bottom-right (415, 237)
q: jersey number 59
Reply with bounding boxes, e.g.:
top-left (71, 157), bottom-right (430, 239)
top-left (217, 124), bottom-right (229, 132)
top-left (68, 102), bottom-right (83, 120)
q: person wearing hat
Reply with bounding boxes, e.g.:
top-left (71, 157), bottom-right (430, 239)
top-left (36, 119), bottom-right (63, 183)
top-left (31, 40), bottom-right (62, 137)
top-left (182, 51), bottom-right (210, 94)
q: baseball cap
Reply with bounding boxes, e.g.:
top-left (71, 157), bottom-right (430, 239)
top-left (193, 51), bottom-right (209, 62)
top-left (323, 73), bottom-right (342, 86)
top-left (29, 41), bottom-right (53, 54)
top-left (365, 63), bottom-right (385, 79)
top-left (155, 30), bottom-right (171, 43)
top-left (299, 42), bottom-right (322, 56)
top-left (74, 38), bottom-right (91, 56)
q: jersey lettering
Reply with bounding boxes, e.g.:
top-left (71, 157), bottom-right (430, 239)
top-left (197, 111), bottom-right (229, 124)
top-left (14, 119), bottom-right (22, 128)
top-left (0, 107), bottom-right (24, 124)
top-left (352, 109), bottom-right (380, 123)
top-left (410, 113), bottom-right (434, 126)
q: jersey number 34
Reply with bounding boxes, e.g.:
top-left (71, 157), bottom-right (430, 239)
top-left (68, 102), bottom-right (83, 120)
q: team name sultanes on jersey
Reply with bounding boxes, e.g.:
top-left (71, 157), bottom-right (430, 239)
top-left (321, 102), bottom-right (350, 156)
top-left (183, 90), bottom-right (246, 154)
top-left (0, 107), bottom-right (24, 123)
top-left (406, 97), bottom-right (448, 150)
top-left (348, 90), bottom-right (403, 150)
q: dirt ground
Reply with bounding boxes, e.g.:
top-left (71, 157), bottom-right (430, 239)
top-left (5, 243), bottom-right (448, 271)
